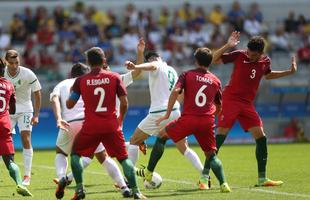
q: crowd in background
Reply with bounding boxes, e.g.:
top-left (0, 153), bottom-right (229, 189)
top-left (0, 1), bottom-right (310, 80)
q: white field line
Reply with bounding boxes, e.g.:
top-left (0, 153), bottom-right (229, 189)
top-left (16, 162), bottom-right (310, 199)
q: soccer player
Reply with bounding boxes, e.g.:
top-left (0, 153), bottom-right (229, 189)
top-left (52, 38), bottom-right (145, 199)
top-left (125, 52), bottom-right (204, 186)
top-left (4, 50), bottom-right (42, 186)
top-left (67, 47), bottom-right (146, 199)
top-left (0, 58), bottom-right (32, 196)
top-left (209, 32), bottom-right (297, 186)
top-left (156, 47), bottom-right (231, 192)
top-left (51, 63), bottom-right (131, 199)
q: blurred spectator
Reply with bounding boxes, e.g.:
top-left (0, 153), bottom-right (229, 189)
top-left (284, 11), bottom-right (299, 34)
top-left (71, 1), bottom-right (85, 23)
top-left (121, 26), bottom-right (139, 52)
top-left (53, 6), bottom-right (67, 30)
top-left (243, 13), bottom-right (262, 37)
top-left (177, 2), bottom-right (194, 26)
top-left (209, 4), bottom-right (226, 26)
top-left (297, 38), bottom-right (310, 64)
top-left (209, 25), bottom-right (225, 49)
top-left (193, 7), bottom-right (206, 25)
top-left (58, 20), bottom-right (75, 41)
top-left (97, 34), bottom-right (113, 63)
top-left (296, 14), bottom-right (308, 34)
top-left (22, 7), bottom-right (37, 34)
top-left (10, 14), bottom-right (27, 44)
top-left (114, 45), bottom-right (131, 65)
top-left (159, 7), bottom-right (170, 27)
top-left (37, 20), bottom-right (55, 45)
top-left (124, 3), bottom-right (138, 27)
top-left (104, 15), bottom-right (122, 39)
top-left (39, 47), bottom-right (54, 68)
top-left (148, 24), bottom-right (162, 49)
top-left (137, 11), bottom-right (149, 35)
top-left (90, 6), bottom-right (111, 30)
top-left (83, 12), bottom-right (99, 45)
top-left (270, 26), bottom-right (292, 52)
top-left (227, 1), bottom-right (245, 31)
top-left (187, 23), bottom-right (210, 48)
top-left (0, 24), bottom-right (11, 50)
top-left (248, 2), bottom-right (263, 23)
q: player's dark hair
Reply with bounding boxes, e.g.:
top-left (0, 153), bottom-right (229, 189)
top-left (144, 51), bottom-right (160, 62)
top-left (0, 57), bottom-right (6, 77)
top-left (71, 62), bottom-right (90, 78)
top-left (247, 36), bottom-right (265, 53)
top-left (194, 47), bottom-right (213, 67)
top-left (85, 47), bottom-right (105, 67)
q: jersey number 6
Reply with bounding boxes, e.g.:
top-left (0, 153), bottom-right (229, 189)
top-left (0, 90), bottom-right (6, 112)
top-left (195, 85), bottom-right (207, 107)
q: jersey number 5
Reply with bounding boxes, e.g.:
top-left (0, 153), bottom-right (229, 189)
top-left (94, 87), bottom-right (107, 112)
top-left (195, 85), bottom-right (207, 107)
top-left (0, 89), bottom-right (6, 112)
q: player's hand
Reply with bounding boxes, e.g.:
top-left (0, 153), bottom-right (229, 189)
top-left (31, 116), bottom-right (39, 126)
top-left (125, 61), bottom-right (136, 70)
top-left (156, 115), bottom-right (169, 127)
top-left (57, 119), bottom-right (70, 132)
top-left (227, 31), bottom-right (240, 48)
top-left (290, 55), bottom-right (297, 74)
top-left (137, 37), bottom-right (145, 52)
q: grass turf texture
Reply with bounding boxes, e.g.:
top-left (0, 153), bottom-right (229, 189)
top-left (0, 143), bottom-right (309, 200)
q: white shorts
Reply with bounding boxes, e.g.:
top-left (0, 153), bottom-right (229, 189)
top-left (138, 109), bottom-right (181, 136)
top-left (56, 120), bottom-right (105, 155)
top-left (10, 112), bottom-right (33, 133)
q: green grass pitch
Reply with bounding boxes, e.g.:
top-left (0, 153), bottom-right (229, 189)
top-left (0, 143), bottom-right (309, 200)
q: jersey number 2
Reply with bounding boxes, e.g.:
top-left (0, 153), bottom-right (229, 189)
top-left (0, 89), bottom-right (6, 112)
top-left (94, 87), bottom-right (107, 112)
top-left (195, 85), bottom-right (207, 107)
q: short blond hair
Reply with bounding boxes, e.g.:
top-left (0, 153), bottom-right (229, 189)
top-left (5, 49), bottom-right (19, 60)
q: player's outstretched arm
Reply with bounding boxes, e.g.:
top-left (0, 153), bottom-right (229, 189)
top-left (125, 60), bottom-right (157, 71)
top-left (265, 56), bottom-right (297, 80)
top-left (31, 90), bottom-right (41, 126)
top-left (131, 38), bottom-right (145, 79)
top-left (156, 86), bottom-right (181, 126)
top-left (212, 31), bottom-right (240, 64)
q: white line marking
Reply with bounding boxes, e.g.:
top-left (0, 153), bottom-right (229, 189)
top-left (18, 163), bottom-right (310, 199)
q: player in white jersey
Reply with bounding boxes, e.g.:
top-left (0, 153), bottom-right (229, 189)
top-left (126, 51), bottom-right (205, 185)
top-left (52, 38), bottom-right (145, 199)
top-left (4, 50), bottom-right (41, 186)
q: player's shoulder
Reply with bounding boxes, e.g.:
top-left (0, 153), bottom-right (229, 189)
top-left (20, 66), bottom-right (35, 74)
top-left (260, 54), bottom-right (271, 64)
top-left (57, 78), bottom-right (75, 87)
top-left (208, 72), bottom-right (221, 84)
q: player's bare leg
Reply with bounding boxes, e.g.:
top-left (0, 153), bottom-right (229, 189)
top-left (20, 130), bottom-right (33, 186)
top-left (249, 126), bottom-right (283, 187)
top-left (2, 155), bottom-right (33, 197)
top-left (128, 128), bottom-right (149, 165)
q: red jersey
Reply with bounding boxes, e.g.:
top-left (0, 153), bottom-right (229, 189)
top-left (221, 50), bottom-right (271, 103)
top-left (72, 68), bottom-right (127, 122)
top-left (0, 77), bottom-right (16, 117)
top-left (176, 68), bottom-right (222, 116)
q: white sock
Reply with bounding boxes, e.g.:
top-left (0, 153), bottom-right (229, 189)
top-left (128, 145), bottom-right (139, 165)
top-left (55, 153), bottom-right (68, 179)
top-left (103, 157), bottom-right (127, 188)
top-left (125, 141), bottom-right (130, 149)
top-left (184, 148), bottom-right (203, 174)
top-left (67, 156), bottom-right (93, 181)
top-left (23, 148), bottom-right (33, 177)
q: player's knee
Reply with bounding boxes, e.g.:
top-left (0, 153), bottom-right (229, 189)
top-left (95, 151), bottom-right (107, 164)
top-left (158, 129), bottom-right (169, 139)
top-left (56, 146), bottom-right (68, 156)
top-left (204, 150), bottom-right (216, 160)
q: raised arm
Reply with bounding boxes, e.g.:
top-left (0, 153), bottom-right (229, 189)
top-left (131, 38), bottom-right (145, 79)
top-left (265, 56), bottom-right (297, 80)
top-left (212, 31), bottom-right (240, 64)
top-left (126, 60), bottom-right (157, 71)
top-left (51, 95), bottom-right (69, 131)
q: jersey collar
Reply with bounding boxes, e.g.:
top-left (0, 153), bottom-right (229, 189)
top-left (6, 66), bottom-right (20, 79)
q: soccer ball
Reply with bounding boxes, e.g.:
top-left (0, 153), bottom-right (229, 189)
top-left (143, 172), bottom-right (162, 189)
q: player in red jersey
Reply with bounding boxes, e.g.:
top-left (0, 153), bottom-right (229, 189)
top-left (0, 58), bottom-right (32, 196)
top-left (66, 47), bottom-right (146, 200)
top-left (209, 31), bottom-right (297, 187)
top-left (156, 47), bottom-right (231, 192)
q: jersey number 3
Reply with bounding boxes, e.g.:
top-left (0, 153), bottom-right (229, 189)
top-left (94, 87), bottom-right (107, 112)
top-left (0, 89), bottom-right (6, 112)
top-left (250, 69), bottom-right (256, 79)
top-left (195, 85), bottom-right (207, 107)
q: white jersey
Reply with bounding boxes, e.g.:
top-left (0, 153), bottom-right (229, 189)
top-left (148, 60), bottom-right (180, 112)
top-left (116, 72), bottom-right (133, 116)
top-left (50, 78), bottom-right (84, 122)
top-left (4, 66), bottom-right (41, 113)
